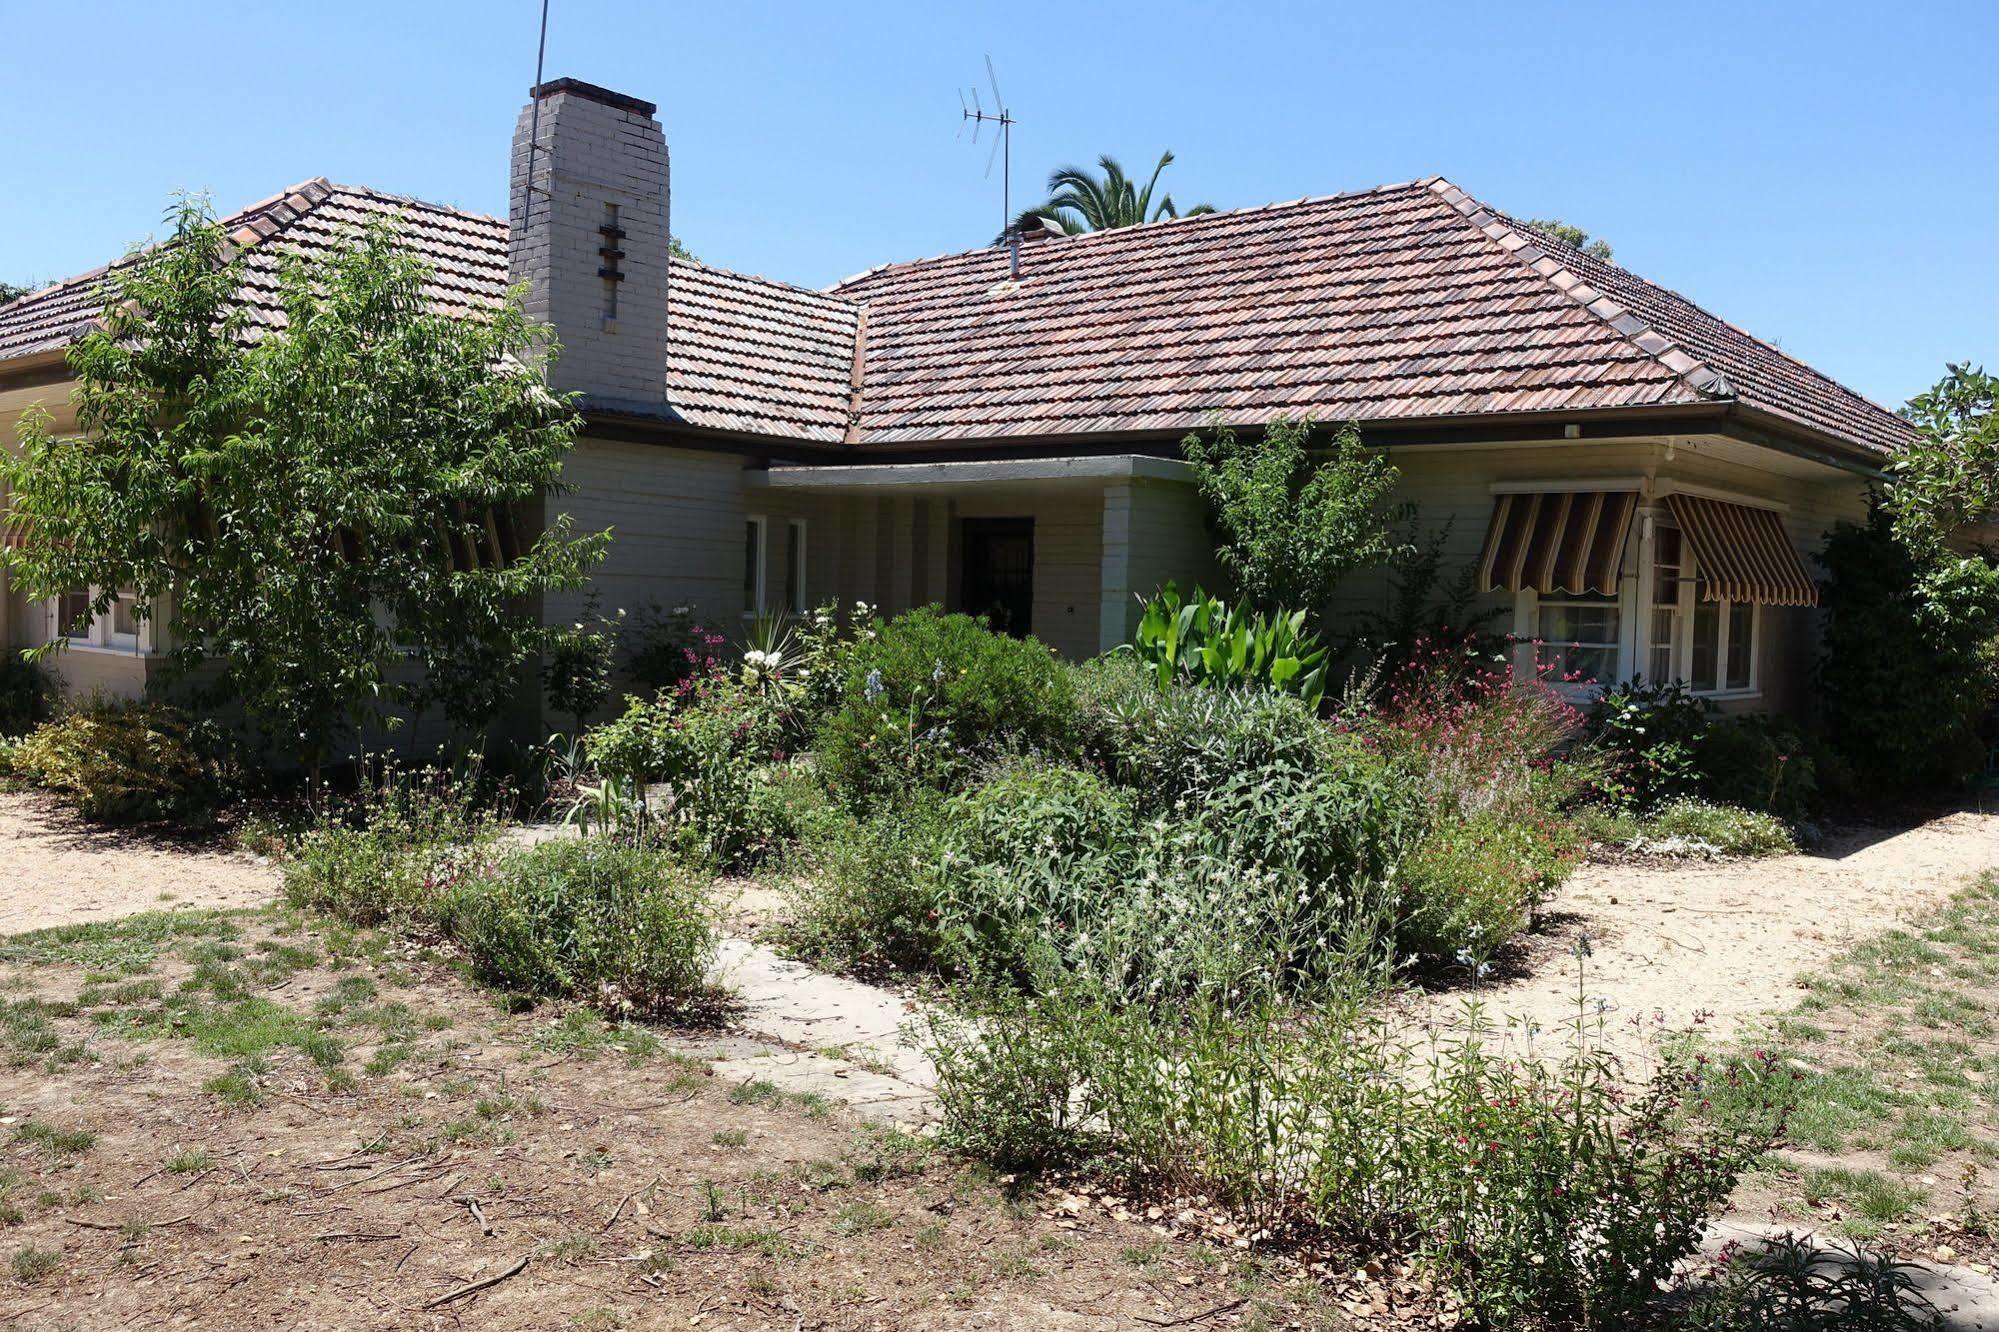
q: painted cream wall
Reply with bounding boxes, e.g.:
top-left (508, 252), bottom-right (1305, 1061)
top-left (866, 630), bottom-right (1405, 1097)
top-left (1331, 436), bottom-right (1875, 719)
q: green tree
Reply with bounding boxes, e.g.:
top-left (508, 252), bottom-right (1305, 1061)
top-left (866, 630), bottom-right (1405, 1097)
top-left (2, 197), bottom-right (607, 771)
top-left (0, 281), bottom-right (30, 305)
top-left (1888, 361), bottom-right (1999, 557)
top-left (1524, 217), bottom-right (1613, 263)
top-left (1182, 417), bottom-right (1405, 622)
top-left (1012, 152), bottom-right (1213, 237)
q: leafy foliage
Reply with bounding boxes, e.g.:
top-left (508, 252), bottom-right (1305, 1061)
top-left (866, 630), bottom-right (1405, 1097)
top-left (442, 839), bottom-right (715, 1015)
top-left (813, 607), bottom-right (1075, 804)
top-left (0, 653), bottom-right (53, 737)
top-left (278, 763), bottom-right (499, 926)
top-left (1887, 361), bottom-right (1999, 557)
top-left (0, 197), bottom-right (605, 766)
top-left (620, 600), bottom-right (725, 694)
top-left (580, 674), bottom-right (797, 868)
top-left (12, 700), bottom-right (238, 823)
top-left (1523, 216), bottom-right (1614, 262)
top-left (1396, 808), bottom-right (1582, 961)
top-left (1681, 1231), bottom-right (1943, 1330)
top-left (1127, 583), bottom-right (1328, 708)
top-left (1182, 416), bottom-right (1404, 622)
top-left (1011, 151), bottom-right (1212, 238)
top-left (919, 980), bottom-right (1789, 1324)
top-left (1817, 504), bottom-right (1999, 787)
top-left (543, 597), bottom-right (622, 735)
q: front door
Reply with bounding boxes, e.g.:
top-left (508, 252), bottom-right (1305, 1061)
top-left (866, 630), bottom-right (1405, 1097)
top-left (961, 518), bottom-right (1034, 637)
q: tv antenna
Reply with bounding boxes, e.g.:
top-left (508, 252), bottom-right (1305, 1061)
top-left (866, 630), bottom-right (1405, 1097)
top-left (959, 55), bottom-right (1020, 277)
top-left (522, 0), bottom-right (553, 212)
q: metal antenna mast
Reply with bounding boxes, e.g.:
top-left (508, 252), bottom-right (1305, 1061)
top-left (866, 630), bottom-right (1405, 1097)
top-left (959, 55), bottom-right (1019, 278)
top-left (523, 0), bottom-right (552, 215)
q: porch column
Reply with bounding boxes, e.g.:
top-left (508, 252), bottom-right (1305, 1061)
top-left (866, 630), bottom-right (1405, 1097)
top-left (1098, 480), bottom-right (1134, 653)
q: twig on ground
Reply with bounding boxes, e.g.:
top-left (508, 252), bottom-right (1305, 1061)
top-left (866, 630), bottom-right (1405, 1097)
top-left (1135, 1299), bottom-right (1249, 1328)
top-left (313, 1230), bottom-right (405, 1242)
top-left (455, 1195), bottom-right (495, 1236)
top-left (65, 1213), bottom-right (194, 1231)
top-left (421, 1252), bottom-right (530, 1308)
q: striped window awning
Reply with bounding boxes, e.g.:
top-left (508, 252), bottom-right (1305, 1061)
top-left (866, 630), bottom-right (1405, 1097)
top-left (1478, 489), bottom-right (1637, 597)
top-left (1664, 493), bottom-right (1817, 607)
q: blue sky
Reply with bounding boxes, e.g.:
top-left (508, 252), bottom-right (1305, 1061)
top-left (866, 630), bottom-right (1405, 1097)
top-left (5, 0), bottom-right (1992, 409)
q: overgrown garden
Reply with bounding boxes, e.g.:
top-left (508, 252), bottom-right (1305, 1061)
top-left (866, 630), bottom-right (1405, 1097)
top-left (3, 211), bottom-right (1995, 1328)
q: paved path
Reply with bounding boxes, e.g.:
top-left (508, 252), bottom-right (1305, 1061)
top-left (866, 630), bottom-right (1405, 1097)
top-left (708, 936), bottom-right (938, 1125)
top-left (1705, 1217), bottom-right (1999, 1329)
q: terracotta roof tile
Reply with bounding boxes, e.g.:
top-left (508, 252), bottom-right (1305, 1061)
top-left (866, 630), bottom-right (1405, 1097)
top-left (0, 173), bottom-right (1913, 457)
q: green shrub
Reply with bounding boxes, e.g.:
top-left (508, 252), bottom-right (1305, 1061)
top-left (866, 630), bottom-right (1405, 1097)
top-left (1679, 1230), bottom-right (1944, 1330)
top-left (0, 654), bottom-right (52, 737)
top-left (280, 766), bottom-right (498, 926)
top-left (1635, 798), bottom-right (1797, 858)
top-left (1695, 714), bottom-right (1817, 817)
top-left (1819, 506), bottom-right (1999, 788)
top-left (935, 751), bottom-right (1420, 998)
top-left (1396, 809), bottom-right (1583, 962)
top-left (776, 801), bottom-right (951, 977)
top-left (918, 981), bottom-right (1792, 1326)
top-left (582, 675), bottom-right (793, 868)
top-left (1126, 584), bottom-right (1328, 708)
top-left (1072, 656), bottom-right (1337, 814)
top-left (443, 839), bottom-right (715, 1014)
top-left (12, 700), bottom-right (238, 823)
top-left (813, 607), bottom-right (1075, 804)
top-left (1587, 677), bottom-right (1711, 810)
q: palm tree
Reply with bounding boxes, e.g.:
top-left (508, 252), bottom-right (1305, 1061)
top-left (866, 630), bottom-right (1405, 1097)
top-left (1009, 152), bottom-right (1214, 238)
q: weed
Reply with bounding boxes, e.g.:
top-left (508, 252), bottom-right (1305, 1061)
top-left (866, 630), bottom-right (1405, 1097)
top-left (164, 1147), bottom-right (214, 1175)
top-left (8, 1244), bottom-right (59, 1282)
top-left (14, 1120), bottom-right (94, 1158)
top-left (832, 1200), bottom-right (895, 1234)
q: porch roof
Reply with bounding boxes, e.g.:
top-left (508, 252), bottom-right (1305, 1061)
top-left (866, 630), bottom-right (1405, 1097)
top-left (747, 454), bottom-right (1194, 493)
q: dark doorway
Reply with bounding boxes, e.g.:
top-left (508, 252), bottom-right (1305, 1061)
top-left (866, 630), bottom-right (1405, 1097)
top-left (961, 517), bottom-right (1034, 637)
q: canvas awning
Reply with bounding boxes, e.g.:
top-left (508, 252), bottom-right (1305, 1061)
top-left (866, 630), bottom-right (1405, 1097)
top-left (1477, 489), bottom-right (1637, 597)
top-left (1664, 493), bottom-right (1817, 607)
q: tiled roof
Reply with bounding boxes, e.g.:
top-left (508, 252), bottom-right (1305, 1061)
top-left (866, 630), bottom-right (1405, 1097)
top-left (0, 179), bottom-right (859, 443)
top-left (832, 176), bottom-right (1914, 455)
top-left (1, 174), bottom-right (1912, 457)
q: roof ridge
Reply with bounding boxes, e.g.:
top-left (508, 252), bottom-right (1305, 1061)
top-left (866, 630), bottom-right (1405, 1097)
top-left (0, 177), bottom-right (344, 319)
top-left (826, 176), bottom-right (1442, 294)
top-left (1518, 212), bottom-right (1915, 430)
top-left (321, 181), bottom-right (507, 230)
top-left (1424, 177), bottom-right (1736, 404)
top-left (674, 255), bottom-right (860, 308)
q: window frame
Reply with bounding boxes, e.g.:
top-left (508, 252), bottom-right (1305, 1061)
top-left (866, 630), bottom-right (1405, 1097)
top-left (743, 514), bottom-right (768, 618)
top-left (1532, 590), bottom-right (1624, 688)
top-left (1638, 513), bottom-right (1761, 700)
top-left (783, 518), bottom-right (807, 617)
top-left (48, 585), bottom-right (155, 656)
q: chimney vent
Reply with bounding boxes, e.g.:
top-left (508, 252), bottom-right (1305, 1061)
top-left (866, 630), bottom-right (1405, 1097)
top-left (509, 79), bottom-right (670, 413)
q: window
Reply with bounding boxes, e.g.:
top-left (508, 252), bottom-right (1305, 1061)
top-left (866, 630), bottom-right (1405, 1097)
top-left (109, 592), bottom-right (140, 649)
top-left (1644, 515), bottom-right (1759, 697)
top-left (50, 586), bottom-right (151, 654)
top-left (783, 519), bottom-right (807, 615)
top-left (1537, 592), bottom-right (1620, 686)
top-left (1690, 598), bottom-right (1757, 694)
top-left (57, 588), bottom-right (92, 643)
top-left (1647, 525), bottom-right (1683, 683)
top-left (743, 516), bottom-right (767, 615)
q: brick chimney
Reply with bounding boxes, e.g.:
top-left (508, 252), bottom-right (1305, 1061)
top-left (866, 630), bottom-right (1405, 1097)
top-left (508, 78), bottom-right (670, 413)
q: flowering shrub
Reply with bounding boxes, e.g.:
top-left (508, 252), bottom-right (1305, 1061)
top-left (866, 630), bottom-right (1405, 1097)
top-left (620, 599), bottom-right (727, 694)
top-left (1588, 677), bottom-right (1711, 810)
top-left (1368, 639), bottom-right (1587, 824)
top-left (581, 673), bottom-right (796, 868)
top-left (279, 761), bottom-right (500, 926)
top-left (774, 800), bottom-right (952, 978)
top-left (813, 607), bottom-right (1076, 804)
top-left (1396, 808), bottom-right (1584, 962)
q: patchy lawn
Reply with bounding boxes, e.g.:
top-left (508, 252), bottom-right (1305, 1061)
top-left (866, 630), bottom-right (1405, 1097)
top-left (0, 908), bottom-right (1341, 1330)
top-left (1721, 872), bottom-right (1999, 1263)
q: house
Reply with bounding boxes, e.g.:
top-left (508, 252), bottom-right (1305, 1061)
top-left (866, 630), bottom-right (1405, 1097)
top-left (0, 78), bottom-right (1912, 727)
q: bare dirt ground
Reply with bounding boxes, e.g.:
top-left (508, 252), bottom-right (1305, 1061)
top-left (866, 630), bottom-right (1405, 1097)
top-left (0, 912), bottom-right (1336, 1331)
top-left (1399, 802), bottom-right (1999, 1066)
top-left (0, 791), bottom-right (278, 933)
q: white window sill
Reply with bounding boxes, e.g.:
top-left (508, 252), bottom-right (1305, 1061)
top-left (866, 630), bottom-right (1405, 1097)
top-left (1693, 688), bottom-right (1761, 703)
top-left (56, 641), bottom-right (157, 660)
